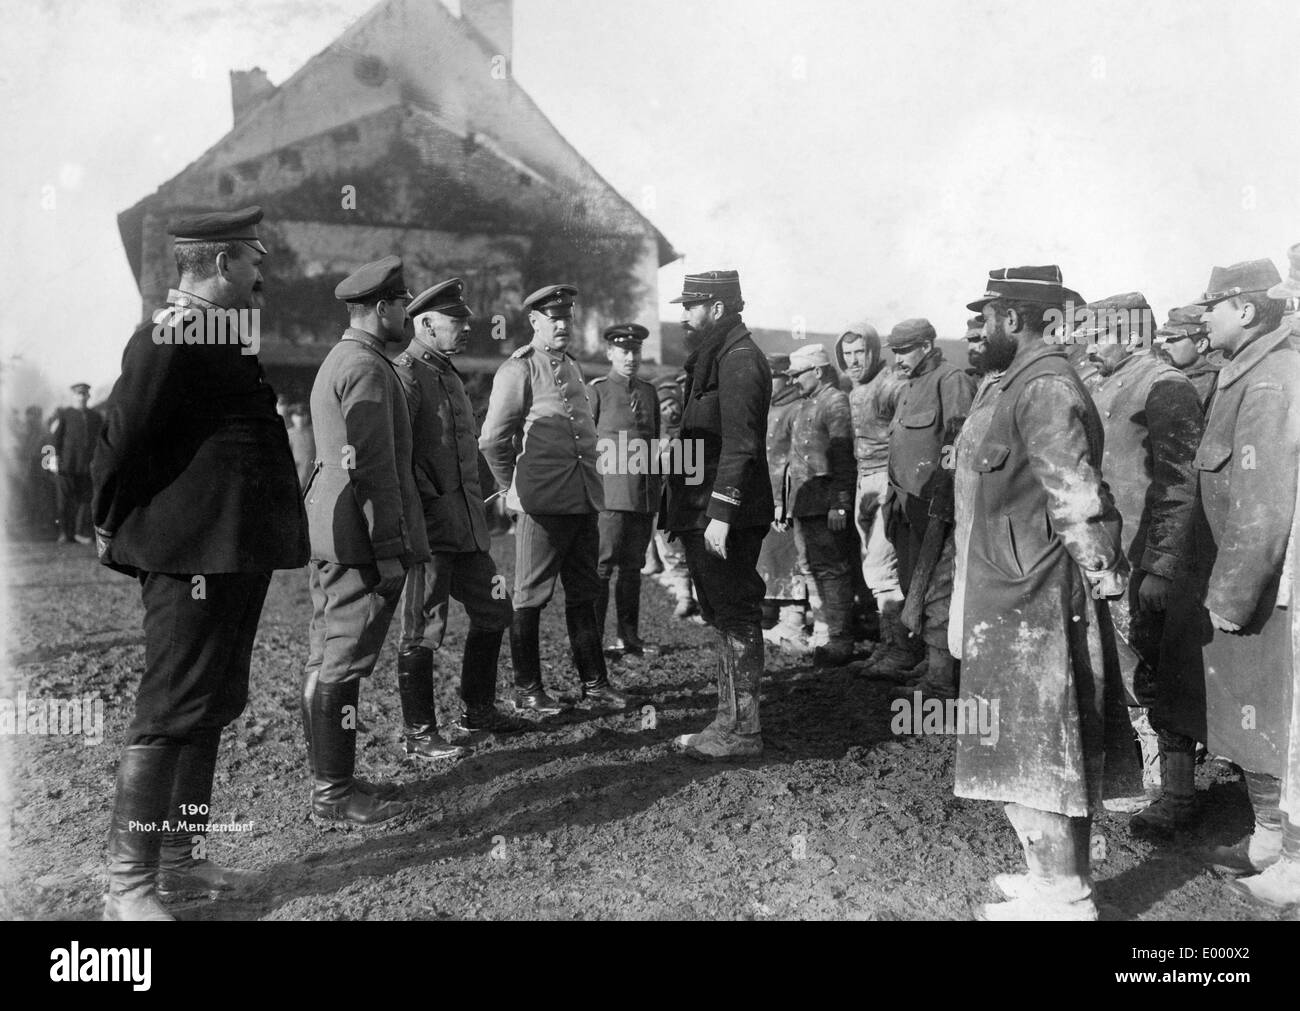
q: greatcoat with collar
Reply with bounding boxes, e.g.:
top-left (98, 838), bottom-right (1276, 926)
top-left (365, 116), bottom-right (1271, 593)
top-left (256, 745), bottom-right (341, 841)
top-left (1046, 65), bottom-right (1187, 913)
top-left (305, 327), bottom-right (429, 566)
top-left (394, 338), bottom-right (491, 554)
top-left (953, 341), bottom-right (1134, 817)
top-left (1156, 323), bottom-right (1300, 779)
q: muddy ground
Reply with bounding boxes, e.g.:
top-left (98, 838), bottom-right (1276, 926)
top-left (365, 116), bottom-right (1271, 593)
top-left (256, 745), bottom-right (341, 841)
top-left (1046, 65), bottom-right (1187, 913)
top-left (0, 535), bottom-right (1292, 921)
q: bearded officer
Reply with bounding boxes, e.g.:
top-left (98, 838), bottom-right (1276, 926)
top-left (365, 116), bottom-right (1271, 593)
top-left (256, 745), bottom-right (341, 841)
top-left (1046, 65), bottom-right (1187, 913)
top-left (394, 278), bottom-right (528, 741)
top-left (664, 270), bottom-right (772, 760)
top-left (92, 206), bottom-right (308, 918)
top-left (479, 284), bottom-right (631, 713)
top-left (589, 323), bottom-right (662, 656)
top-left (301, 255), bottom-right (429, 827)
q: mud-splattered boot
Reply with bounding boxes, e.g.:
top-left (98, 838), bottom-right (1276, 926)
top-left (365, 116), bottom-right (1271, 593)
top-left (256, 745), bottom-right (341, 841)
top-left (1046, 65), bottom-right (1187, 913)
top-left (1204, 771), bottom-right (1284, 875)
top-left (677, 628), bottom-right (763, 761)
top-left (1229, 818), bottom-right (1300, 909)
top-left (1129, 744), bottom-right (1196, 835)
top-left (979, 804), bottom-right (1097, 920)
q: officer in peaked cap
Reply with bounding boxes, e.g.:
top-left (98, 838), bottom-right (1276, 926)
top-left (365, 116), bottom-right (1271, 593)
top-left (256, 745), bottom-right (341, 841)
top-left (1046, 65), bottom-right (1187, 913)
top-left (91, 204), bottom-right (307, 919)
top-left (479, 283), bottom-right (635, 714)
top-left (300, 255), bottom-right (428, 829)
top-left (589, 323), bottom-right (662, 657)
top-left (168, 206), bottom-right (269, 253)
top-left (51, 381), bottom-right (102, 544)
top-left (664, 268), bottom-right (774, 761)
top-left (392, 278), bottom-right (529, 745)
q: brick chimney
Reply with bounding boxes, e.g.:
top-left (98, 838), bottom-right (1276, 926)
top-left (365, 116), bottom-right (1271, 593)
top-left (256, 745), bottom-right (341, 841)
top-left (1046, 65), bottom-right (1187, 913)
top-left (460, 0), bottom-right (513, 63)
top-left (230, 68), bottom-right (277, 126)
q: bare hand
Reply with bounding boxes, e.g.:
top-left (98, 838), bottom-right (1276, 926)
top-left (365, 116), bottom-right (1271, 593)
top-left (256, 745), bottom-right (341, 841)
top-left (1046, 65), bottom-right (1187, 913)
top-left (1209, 610), bottom-right (1243, 633)
top-left (828, 508), bottom-right (848, 532)
top-left (375, 557), bottom-right (407, 597)
top-left (1137, 573), bottom-right (1171, 612)
top-left (704, 518), bottom-right (730, 559)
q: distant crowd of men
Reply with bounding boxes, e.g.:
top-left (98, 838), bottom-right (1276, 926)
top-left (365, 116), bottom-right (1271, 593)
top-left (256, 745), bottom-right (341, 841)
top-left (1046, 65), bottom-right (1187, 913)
top-left (65, 200), bottom-right (1300, 922)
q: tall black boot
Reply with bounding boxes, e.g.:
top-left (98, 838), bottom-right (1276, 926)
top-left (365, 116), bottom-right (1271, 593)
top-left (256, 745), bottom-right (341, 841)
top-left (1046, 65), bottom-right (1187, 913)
top-left (303, 667), bottom-right (396, 798)
top-left (510, 606), bottom-right (566, 715)
top-left (615, 571), bottom-right (656, 655)
top-left (397, 647), bottom-right (468, 762)
top-left (457, 627), bottom-right (528, 733)
top-left (594, 577), bottom-right (611, 647)
top-left (103, 743), bottom-right (181, 921)
top-left (310, 680), bottom-right (408, 827)
top-left (568, 603), bottom-right (631, 709)
top-left (157, 729), bottom-right (266, 898)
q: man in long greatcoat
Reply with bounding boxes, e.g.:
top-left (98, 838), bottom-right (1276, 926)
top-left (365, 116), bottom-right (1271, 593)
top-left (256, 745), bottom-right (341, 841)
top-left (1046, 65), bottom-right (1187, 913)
top-left (952, 265), bottom-right (1131, 921)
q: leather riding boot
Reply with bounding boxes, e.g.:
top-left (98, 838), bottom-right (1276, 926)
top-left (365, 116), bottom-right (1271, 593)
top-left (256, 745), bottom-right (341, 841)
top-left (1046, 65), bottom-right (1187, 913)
top-left (981, 804), bottom-right (1096, 920)
top-left (1230, 817), bottom-right (1300, 909)
top-left (510, 606), bottom-right (566, 714)
top-left (157, 729), bottom-right (265, 899)
top-left (568, 603), bottom-right (631, 709)
top-left (310, 680), bottom-right (408, 827)
top-left (103, 744), bottom-right (181, 921)
top-left (677, 627), bottom-right (763, 761)
top-left (615, 572), bottom-right (655, 654)
top-left (302, 667), bottom-right (396, 798)
top-left (1130, 744), bottom-right (1196, 835)
top-left (397, 647), bottom-right (468, 762)
top-left (1204, 770), bottom-right (1284, 875)
top-left (457, 627), bottom-right (528, 733)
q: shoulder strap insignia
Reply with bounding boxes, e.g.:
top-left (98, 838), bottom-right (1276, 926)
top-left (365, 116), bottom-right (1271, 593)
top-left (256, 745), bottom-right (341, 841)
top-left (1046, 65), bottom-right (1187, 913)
top-left (511, 345), bottom-right (535, 359)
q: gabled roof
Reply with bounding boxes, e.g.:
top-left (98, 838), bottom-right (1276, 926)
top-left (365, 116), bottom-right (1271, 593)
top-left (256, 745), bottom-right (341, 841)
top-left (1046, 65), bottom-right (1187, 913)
top-left (120, 0), bottom-right (677, 283)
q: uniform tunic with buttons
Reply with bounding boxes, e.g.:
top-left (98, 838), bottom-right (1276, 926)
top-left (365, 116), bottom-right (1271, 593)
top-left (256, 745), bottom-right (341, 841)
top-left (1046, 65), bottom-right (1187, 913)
top-left (478, 344), bottom-right (603, 515)
top-left (394, 339), bottom-right (490, 553)
top-left (588, 369), bottom-right (662, 514)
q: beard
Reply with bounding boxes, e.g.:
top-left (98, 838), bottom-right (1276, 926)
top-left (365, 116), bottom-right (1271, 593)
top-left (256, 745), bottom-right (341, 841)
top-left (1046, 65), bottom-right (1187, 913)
top-left (981, 323), bottom-right (1018, 373)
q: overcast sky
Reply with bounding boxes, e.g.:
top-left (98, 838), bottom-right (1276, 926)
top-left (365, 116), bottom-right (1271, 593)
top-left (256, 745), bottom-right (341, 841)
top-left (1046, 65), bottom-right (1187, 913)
top-left (2, 0), bottom-right (1297, 406)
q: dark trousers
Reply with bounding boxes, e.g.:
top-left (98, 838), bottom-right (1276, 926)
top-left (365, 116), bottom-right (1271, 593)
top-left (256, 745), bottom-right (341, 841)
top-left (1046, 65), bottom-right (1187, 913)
top-left (56, 471), bottom-right (92, 538)
top-left (597, 510), bottom-right (654, 629)
top-left (793, 514), bottom-right (856, 646)
top-left (679, 525), bottom-right (767, 634)
top-left (397, 549), bottom-right (512, 652)
top-left (130, 571), bottom-right (271, 744)
top-left (306, 560), bottom-right (405, 685)
top-left (889, 490), bottom-right (931, 594)
top-left (513, 512), bottom-right (602, 609)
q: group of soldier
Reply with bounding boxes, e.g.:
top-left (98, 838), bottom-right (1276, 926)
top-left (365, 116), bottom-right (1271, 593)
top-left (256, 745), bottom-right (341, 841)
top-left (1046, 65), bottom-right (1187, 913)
top-left (755, 254), bottom-right (1300, 920)
top-left (84, 201), bottom-right (1299, 921)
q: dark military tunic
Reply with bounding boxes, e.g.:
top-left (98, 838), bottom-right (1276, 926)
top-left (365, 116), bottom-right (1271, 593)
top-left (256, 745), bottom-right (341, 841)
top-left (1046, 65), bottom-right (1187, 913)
top-left (91, 288), bottom-right (308, 740)
top-left (589, 369), bottom-right (662, 514)
top-left (93, 288), bottom-right (307, 576)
